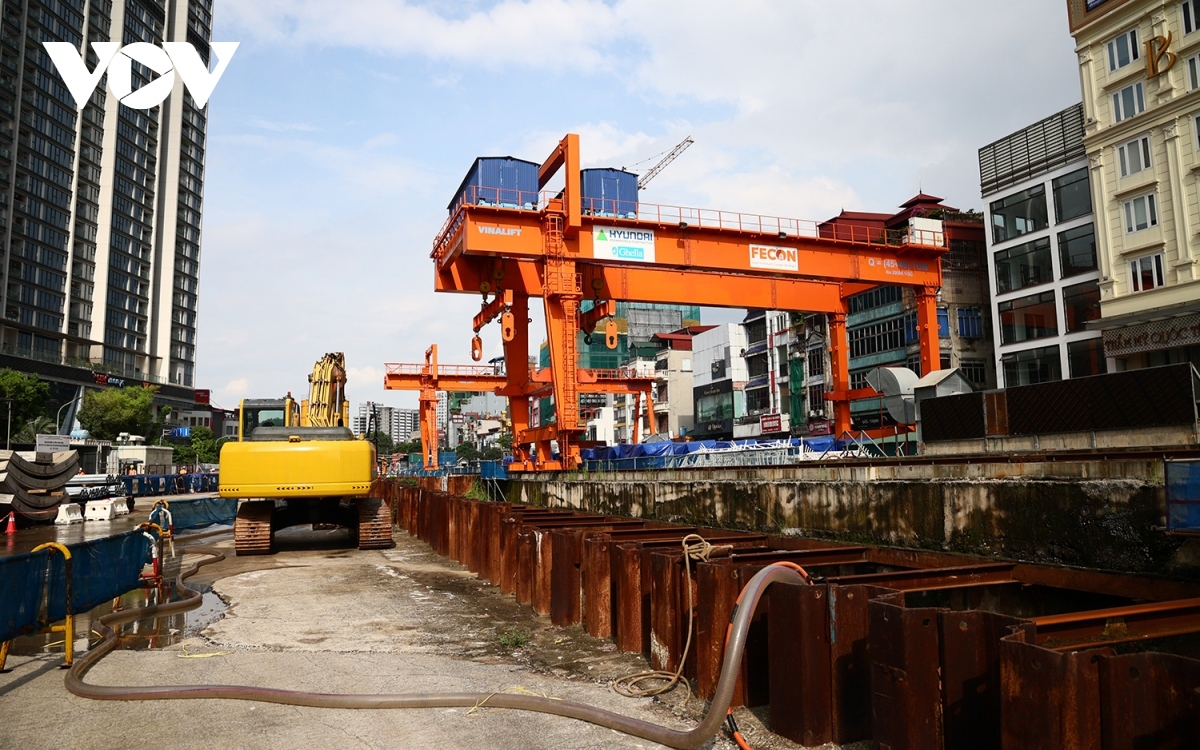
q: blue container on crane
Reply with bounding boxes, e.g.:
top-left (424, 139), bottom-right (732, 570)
top-left (581, 168), bottom-right (638, 218)
top-left (449, 157), bottom-right (540, 212)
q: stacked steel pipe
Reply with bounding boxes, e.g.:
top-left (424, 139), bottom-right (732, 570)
top-left (377, 479), bottom-right (1200, 750)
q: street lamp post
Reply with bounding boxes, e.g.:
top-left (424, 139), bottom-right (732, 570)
top-left (56, 393), bottom-right (83, 435)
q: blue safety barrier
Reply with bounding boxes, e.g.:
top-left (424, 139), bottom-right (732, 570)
top-left (1166, 460), bottom-right (1200, 534)
top-left (0, 549), bottom-right (52, 642)
top-left (480, 461), bottom-right (508, 480)
top-left (156, 495), bottom-right (238, 530)
top-left (46, 529), bottom-right (153, 622)
top-left (122, 472), bottom-right (218, 497)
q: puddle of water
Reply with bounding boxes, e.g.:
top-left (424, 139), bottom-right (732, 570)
top-left (6, 581), bottom-right (229, 657)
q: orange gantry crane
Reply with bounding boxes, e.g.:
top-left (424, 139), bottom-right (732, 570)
top-left (430, 134), bottom-right (947, 471)
top-left (384, 344), bottom-right (658, 469)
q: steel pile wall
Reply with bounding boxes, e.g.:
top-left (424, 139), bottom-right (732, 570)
top-left (375, 479), bottom-right (1200, 750)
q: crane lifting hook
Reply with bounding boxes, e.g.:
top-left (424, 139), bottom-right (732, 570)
top-left (470, 335), bottom-right (483, 362)
top-left (501, 311), bottom-right (516, 342)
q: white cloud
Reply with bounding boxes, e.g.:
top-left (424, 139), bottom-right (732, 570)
top-left (219, 0), bottom-right (621, 68)
top-left (221, 378), bottom-right (250, 398)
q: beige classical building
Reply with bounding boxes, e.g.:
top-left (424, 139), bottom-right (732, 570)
top-left (1068, 0), bottom-right (1200, 369)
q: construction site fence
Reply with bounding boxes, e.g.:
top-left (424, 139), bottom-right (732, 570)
top-left (0, 528), bottom-right (153, 643)
top-left (122, 472), bottom-right (219, 497)
top-left (372, 479), bottom-right (1200, 750)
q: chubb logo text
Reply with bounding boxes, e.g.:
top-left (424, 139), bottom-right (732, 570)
top-left (44, 41), bottom-right (238, 111)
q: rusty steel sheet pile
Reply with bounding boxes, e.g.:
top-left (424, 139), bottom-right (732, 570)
top-left (374, 479), bottom-right (1200, 750)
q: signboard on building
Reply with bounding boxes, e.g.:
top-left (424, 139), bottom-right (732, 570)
top-left (171, 427), bottom-right (191, 438)
top-left (451, 414), bottom-right (464, 424)
top-left (749, 245), bottom-right (798, 272)
top-left (759, 413), bottom-right (782, 433)
top-left (1101, 313), bottom-right (1200, 358)
top-left (194, 389), bottom-right (211, 405)
top-left (807, 419), bottom-right (833, 436)
top-left (592, 227), bottom-right (655, 263)
top-left (35, 434), bottom-right (70, 453)
top-left (580, 393), bottom-right (608, 408)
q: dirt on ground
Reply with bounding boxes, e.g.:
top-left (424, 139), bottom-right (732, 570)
top-left (1, 526), bottom-right (860, 750)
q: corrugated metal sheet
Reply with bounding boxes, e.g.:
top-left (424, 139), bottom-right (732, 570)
top-left (978, 104), bottom-right (1085, 197)
top-left (581, 168), bottom-right (638, 217)
top-left (449, 157), bottom-right (540, 211)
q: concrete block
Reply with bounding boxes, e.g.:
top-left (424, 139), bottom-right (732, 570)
top-left (84, 499), bottom-right (116, 521)
top-left (112, 498), bottom-right (129, 516)
top-left (54, 503), bottom-right (84, 525)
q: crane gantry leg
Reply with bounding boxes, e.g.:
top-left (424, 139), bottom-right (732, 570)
top-left (916, 286), bottom-right (940, 378)
top-left (829, 309), bottom-right (852, 436)
top-left (502, 294), bottom-right (534, 470)
top-left (540, 212), bottom-right (584, 469)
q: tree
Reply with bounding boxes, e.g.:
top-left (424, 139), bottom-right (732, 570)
top-left (77, 385), bottom-right (158, 441)
top-left (0, 369), bottom-right (50, 427)
top-left (496, 432), bottom-right (513, 450)
top-left (15, 416), bottom-right (56, 443)
top-left (174, 425), bottom-right (219, 466)
top-left (455, 442), bottom-right (480, 461)
top-left (367, 430), bottom-right (395, 455)
top-left (481, 446), bottom-right (504, 461)
top-left (395, 438), bottom-right (422, 455)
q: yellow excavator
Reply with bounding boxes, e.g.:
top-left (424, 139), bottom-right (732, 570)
top-left (218, 353), bottom-right (391, 555)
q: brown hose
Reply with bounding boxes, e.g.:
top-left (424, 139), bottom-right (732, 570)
top-left (65, 540), bottom-right (808, 749)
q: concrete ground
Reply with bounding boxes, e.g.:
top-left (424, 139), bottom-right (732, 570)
top-left (0, 527), bottom-right (840, 750)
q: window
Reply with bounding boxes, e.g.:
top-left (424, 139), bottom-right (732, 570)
top-left (1189, 52), bottom-right (1200, 89)
top-left (905, 313), bottom-right (918, 344)
top-left (906, 353), bottom-right (922, 377)
top-left (696, 392), bottom-right (733, 423)
top-left (747, 352), bottom-right (769, 378)
top-left (849, 369), bottom-right (872, 390)
top-left (1068, 338), bottom-right (1108, 379)
top-left (990, 186), bottom-right (1048, 244)
top-left (1112, 82), bottom-right (1146, 123)
top-left (777, 346), bottom-right (788, 376)
top-left (999, 291), bottom-right (1058, 344)
top-left (1186, 1), bottom-right (1200, 34)
top-left (1062, 280), bottom-right (1101, 333)
top-left (959, 359), bottom-right (988, 388)
top-left (807, 384), bottom-right (826, 416)
top-left (1053, 168), bottom-right (1092, 221)
top-left (848, 317), bottom-right (904, 358)
top-left (746, 387), bottom-right (770, 415)
top-left (1107, 28), bottom-right (1140, 71)
top-left (1117, 136), bottom-right (1152, 177)
top-left (1058, 224), bottom-right (1098, 278)
top-left (807, 346), bottom-right (825, 377)
top-left (957, 308), bottom-right (984, 339)
top-left (1130, 253), bottom-right (1165, 292)
top-left (1123, 193), bottom-right (1158, 232)
top-left (995, 237), bottom-right (1054, 294)
top-left (938, 308), bottom-right (950, 338)
top-left (1002, 345), bottom-right (1063, 387)
top-left (848, 285), bottom-right (902, 314)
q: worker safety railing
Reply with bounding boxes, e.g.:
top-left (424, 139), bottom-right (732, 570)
top-left (433, 187), bottom-right (948, 261)
top-left (385, 362), bottom-right (505, 378)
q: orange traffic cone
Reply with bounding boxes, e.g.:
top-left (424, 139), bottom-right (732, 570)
top-left (4, 512), bottom-right (15, 534)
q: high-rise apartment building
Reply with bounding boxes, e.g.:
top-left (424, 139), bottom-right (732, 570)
top-left (1066, 0), bottom-right (1200, 369)
top-left (0, 0), bottom-right (211, 401)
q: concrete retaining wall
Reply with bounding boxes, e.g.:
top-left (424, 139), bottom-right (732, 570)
top-left (509, 459), bottom-right (1194, 575)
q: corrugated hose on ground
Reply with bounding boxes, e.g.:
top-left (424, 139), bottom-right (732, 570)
top-left (64, 535), bottom-right (809, 750)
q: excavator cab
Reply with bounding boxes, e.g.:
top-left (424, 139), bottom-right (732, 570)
top-left (237, 398), bottom-right (298, 439)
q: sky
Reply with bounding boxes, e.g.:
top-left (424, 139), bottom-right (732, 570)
top-left (197, 0), bottom-right (1082, 412)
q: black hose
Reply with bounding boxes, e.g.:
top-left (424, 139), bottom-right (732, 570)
top-left (66, 541), bottom-right (807, 749)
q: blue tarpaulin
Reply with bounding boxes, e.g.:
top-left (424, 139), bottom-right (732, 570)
top-left (153, 495), bottom-right (238, 530)
top-left (0, 549), bottom-right (51, 642)
top-left (122, 472), bottom-right (219, 497)
top-left (1167, 460), bottom-right (1200, 534)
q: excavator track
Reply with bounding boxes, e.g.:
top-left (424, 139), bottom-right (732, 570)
top-left (234, 500), bottom-right (275, 556)
top-left (355, 498), bottom-right (393, 550)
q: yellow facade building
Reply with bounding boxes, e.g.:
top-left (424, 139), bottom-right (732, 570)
top-left (1068, 0), bottom-right (1200, 368)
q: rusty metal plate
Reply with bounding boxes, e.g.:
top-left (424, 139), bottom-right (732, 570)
top-left (999, 629), bottom-right (1108, 750)
top-left (1098, 651), bottom-right (1200, 749)
top-left (939, 611), bottom-right (1033, 750)
top-left (869, 595), bottom-right (943, 750)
